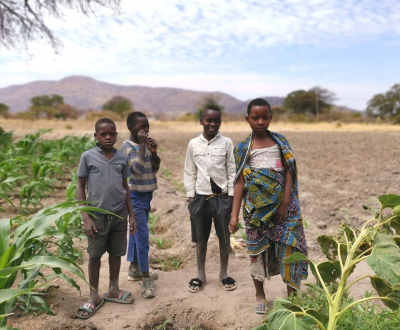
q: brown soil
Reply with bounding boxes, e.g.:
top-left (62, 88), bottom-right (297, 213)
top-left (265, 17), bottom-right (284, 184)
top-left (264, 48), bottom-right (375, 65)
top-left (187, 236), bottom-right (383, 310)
top-left (5, 123), bottom-right (400, 330)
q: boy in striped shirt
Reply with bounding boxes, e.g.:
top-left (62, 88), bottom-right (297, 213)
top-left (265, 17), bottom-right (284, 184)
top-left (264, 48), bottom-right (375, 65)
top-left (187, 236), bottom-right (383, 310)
top-left (122, 111), bottom-right (160, 298)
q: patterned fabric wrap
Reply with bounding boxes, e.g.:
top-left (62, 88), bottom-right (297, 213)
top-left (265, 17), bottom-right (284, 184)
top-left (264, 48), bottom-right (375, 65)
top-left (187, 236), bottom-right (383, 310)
top-left (234, 131), bottom-right (308, 288)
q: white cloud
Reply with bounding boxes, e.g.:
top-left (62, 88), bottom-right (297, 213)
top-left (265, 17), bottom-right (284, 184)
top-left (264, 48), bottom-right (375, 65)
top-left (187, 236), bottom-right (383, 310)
top-left (0, 0), bottom-right (399, 110)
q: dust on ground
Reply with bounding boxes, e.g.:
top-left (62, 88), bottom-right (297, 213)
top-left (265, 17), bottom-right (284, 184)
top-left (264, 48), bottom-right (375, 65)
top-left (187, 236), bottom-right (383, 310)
top-left (5, 121), bottom-right (400, 330)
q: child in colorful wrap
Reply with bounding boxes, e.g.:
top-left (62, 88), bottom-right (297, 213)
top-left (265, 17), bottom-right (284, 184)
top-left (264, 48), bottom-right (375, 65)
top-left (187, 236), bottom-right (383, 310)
top-left (228, 98), bottom-right (308, 314)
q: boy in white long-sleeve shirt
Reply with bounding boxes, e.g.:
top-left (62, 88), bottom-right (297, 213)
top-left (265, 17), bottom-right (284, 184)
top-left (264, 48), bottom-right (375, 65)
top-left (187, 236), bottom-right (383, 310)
top-left (184, 105), bottom-right (236, 293)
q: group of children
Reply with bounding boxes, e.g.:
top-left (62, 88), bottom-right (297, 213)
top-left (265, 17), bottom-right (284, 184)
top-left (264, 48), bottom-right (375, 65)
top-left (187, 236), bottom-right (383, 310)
top-left (76, 98), bottom-right (308, 319)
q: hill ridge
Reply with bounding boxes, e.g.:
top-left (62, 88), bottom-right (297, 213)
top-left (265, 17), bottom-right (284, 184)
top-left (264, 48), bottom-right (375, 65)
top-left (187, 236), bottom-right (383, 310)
top-left (0, 75), bottom-right (284, 115)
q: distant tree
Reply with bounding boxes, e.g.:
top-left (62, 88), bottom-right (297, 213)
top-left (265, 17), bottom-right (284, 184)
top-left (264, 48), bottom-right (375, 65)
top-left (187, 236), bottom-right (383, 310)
top-left (309, 86), bottom-right (337, 105)
top-left (102, 96), bottom-right (133, 119)
top-left (28, 105), bottom-right (58, 119)
top-left (283, 89), bottom-right (330, 116)
top-left (0, 0), bottom-right (121, 50)
top-left (18, 94), bottom-right (78, 119)
top-left (366, 84), bottom-right (400, 123)
top-left (195, 94), bottom-right (225, 120)
top-left (31, 94), bottom-right (64, 108)
top-left (0, 102), bottom-right (10, 118)
top-left (55, 103), bottom-right (79, 120)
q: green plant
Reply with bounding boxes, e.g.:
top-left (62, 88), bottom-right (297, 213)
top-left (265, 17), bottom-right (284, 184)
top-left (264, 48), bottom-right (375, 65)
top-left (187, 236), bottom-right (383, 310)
top-left (161, 168), bottom-right (172, 177)
top-left (154, 237), bottom-right (171, 250)
top-left (154, 256), bottom-right (183, 271)
top-left (148, 213), bottom-right (160, 234)
top-left (260, 194), bottom-right (400, 330)
top-left (156, 319), bottom-right (171, 330)
top-left (0, 201), bottom-right (109, 327)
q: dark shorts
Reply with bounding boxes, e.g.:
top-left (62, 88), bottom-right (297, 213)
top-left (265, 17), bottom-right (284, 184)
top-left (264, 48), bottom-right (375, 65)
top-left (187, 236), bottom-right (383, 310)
top-left (188, 194), bottom-right (232, 251)
top-left (87, 206), bottom-right (128, 258)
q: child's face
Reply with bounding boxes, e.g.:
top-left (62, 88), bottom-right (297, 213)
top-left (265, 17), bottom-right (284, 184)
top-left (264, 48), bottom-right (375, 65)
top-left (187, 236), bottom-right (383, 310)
top-left (94, 123), bottom-right (118, 149)
top-left (246, 105), bottom-right (272, 133)
top-left (200, 109), bottom-right (221, 140)
top-left (129, 117), bottom-right (149, 138)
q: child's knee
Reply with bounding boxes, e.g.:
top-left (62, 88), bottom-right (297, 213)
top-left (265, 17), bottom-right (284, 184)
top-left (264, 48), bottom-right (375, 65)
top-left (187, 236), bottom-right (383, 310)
top-left (89, 255), bottom-right (102, 262)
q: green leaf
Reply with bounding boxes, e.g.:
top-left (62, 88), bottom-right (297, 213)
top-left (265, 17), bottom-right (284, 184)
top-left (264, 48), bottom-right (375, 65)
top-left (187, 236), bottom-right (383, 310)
top-left (379, 195), bottom-right (400, 210)
top-left (0, 219), bottom-right (10, 259)
top-left (267, 309), bottom-right (317, 330)
top-left (373, 233), bottom-right (395, 245)
top-left (370, 276), bottom-right (399, 310)
top-left (283, 252), bottom-right (310, 264)
top-left (367, 242), bottom-right (400, 287)
top-left (0, 289), bottom-right (34, 305)
top-left (317, 235), bottom-right (339, 261)
top-left (310, 261), bottom-right (341, 285)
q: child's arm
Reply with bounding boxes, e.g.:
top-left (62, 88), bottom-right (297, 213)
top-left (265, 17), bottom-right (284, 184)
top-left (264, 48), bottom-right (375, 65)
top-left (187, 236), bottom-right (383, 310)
top-left (77, 176), bottom-right (97, 238)
top-left (229, 173), bottom-right (245, 234)
top-left (123, 178), bottom-right (136, 236)
top-left (122, 139), bottom-right (147, 175)
top-left (226, 140), bottom-right (236, 197)
top-left (147, 137), bottom-right (161, 172)
top-left (183, 142), bottom-right (196, 203)
top-left (276, 157), bottom-right (293, 221)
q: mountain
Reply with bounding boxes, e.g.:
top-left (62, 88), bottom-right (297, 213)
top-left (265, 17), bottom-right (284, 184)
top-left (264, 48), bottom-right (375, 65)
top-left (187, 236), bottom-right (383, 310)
top-left (0, 76), bottom-right (285, 115)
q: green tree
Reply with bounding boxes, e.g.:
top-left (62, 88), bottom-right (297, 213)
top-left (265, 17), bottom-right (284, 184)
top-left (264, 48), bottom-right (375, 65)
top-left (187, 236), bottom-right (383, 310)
top-left (31, 94), bottom-right (64, 108)
top-left (283, 89), bottom-right (330, 116)
top-left (0, 0), bottom-right (121, 50)
top-left (366, 84), bottom-right (400, 123)
top-left (195, 94), bottom-right (225, 120)
top-left (0, 102), bottom-right (9, 118)
top-left (102, 96), bottom-right (133, 119)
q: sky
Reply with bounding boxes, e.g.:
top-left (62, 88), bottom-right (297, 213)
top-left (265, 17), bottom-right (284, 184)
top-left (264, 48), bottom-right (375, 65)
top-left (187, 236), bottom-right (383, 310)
top-left (1, 0), bottom-right (400, 111)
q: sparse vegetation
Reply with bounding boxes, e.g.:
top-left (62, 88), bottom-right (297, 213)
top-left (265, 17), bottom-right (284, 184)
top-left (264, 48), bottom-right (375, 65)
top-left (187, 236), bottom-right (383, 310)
top-left (256, 194), bottom-right (400, 330)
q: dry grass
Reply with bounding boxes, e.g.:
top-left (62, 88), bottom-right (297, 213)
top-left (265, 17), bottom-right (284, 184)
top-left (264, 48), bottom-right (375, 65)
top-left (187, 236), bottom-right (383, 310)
top-left (1, 119), bottom-right (400, 140)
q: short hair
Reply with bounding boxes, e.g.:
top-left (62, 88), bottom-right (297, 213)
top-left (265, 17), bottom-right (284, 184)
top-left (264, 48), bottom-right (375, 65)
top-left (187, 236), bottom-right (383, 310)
top-left (95, 118), bottom-right (116, 131)
top-left (247, 98), bottom-right (272, 115)
top-left (127, 111), bottom-right (147, 127)
top-left (201, 104), bottom-right (222, 118)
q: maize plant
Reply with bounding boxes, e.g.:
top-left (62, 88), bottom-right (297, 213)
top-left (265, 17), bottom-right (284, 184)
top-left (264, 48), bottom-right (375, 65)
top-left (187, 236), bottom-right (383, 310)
top-left (0, 202), bottom-right (108, 329)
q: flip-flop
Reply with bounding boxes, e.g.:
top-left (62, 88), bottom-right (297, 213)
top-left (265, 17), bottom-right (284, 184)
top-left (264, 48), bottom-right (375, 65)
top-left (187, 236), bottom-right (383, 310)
top-left (220, 277), bottom-right (237, 291)
top-left (102, 291), bottom-right (134, 304)
top-left (127, 269), bottom-right (158, 281)
top-left (254, 300), bottom-right (268, 314)
top-left (76, 298), bottom-right (105, 319)
top-left (188, 278), bottom-right (206, 293)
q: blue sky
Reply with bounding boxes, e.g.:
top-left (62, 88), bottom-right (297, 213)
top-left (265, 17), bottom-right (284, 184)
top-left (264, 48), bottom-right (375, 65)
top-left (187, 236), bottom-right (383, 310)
top-left (1, 0), bottom-right (400, 110)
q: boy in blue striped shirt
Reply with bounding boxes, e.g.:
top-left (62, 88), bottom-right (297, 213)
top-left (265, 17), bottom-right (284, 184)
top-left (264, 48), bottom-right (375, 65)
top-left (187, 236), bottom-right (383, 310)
top-left (122, 111), bottom-right (160, 298)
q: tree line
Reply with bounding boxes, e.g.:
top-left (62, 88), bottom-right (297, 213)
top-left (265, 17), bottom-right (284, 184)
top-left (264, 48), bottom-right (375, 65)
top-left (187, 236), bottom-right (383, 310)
top-left (0, 83), bottom-right (399, 123)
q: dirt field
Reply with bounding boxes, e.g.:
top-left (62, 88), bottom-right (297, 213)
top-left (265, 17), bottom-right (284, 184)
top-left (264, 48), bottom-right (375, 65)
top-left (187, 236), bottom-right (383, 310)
top-left (3, 120), bottom-right (400, 330)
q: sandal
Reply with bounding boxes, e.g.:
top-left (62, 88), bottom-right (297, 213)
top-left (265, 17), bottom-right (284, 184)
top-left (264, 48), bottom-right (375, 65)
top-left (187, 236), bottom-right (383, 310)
top-left (102, 291), bottom-right (134, 304)
top-left (76, 299), bottom-right (105, 319)
top-left (188, 278), bottom-right (206, 293)
top-left (254, 300), bottom-right (268, 314)
top-left (142, 277), bottom-right (156, 299)
top-left (128, 268), bottom-right (158, 281)
top-left (220, 277), bottom-right (237, 291)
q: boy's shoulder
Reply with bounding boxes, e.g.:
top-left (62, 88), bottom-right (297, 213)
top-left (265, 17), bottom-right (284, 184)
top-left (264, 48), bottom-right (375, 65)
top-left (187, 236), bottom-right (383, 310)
top-left (121, 139), bottom-right (138, 151)
top-left (217, 132), bottom-right (233, 143)
top-left (80, 146), bottom-right (98, 157)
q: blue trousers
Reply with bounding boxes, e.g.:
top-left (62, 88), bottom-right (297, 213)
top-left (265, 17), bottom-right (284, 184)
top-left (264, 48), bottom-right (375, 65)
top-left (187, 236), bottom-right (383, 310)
top-left (126, 191), bottom-right (153, 272)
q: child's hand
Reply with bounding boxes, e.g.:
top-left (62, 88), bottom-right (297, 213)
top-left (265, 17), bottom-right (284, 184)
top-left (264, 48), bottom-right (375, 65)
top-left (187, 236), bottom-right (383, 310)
top-left (138, 130), bottom-right (148, 145)
top-left (130, 220), bottom-right (137, 236)
top-left (229, 217), bottom-right (239, 234)
top-left (83, 216), bottom-right (98, 238)
top-left (275, 201), bottom-right (288, 222)
top-left (147, 137), bottom-right (158, 153)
